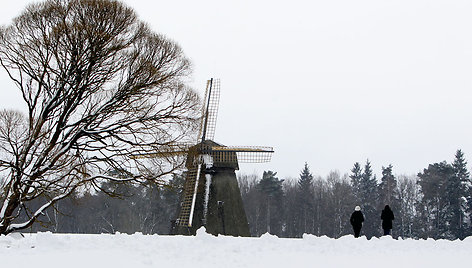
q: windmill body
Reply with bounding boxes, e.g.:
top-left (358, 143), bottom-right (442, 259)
top-left (175, 140), bottom-right (250, 236)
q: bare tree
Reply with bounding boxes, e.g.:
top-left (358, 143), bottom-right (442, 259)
top-left (0, 0), bottom-right (200, 235)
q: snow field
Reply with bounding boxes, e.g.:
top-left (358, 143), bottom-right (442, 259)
top-left (1, 228), bottom-right (471, 268)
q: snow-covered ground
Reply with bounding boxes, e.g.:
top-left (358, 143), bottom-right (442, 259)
top-left (1, 228), bottom-right (471, 267)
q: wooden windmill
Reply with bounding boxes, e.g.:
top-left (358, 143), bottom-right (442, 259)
top-left (133, 79), bottom-right (274, 236)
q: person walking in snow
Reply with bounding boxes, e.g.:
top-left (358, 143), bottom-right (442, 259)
top-left (350, 206), bottom-right (364, 238)
top-left (381, 205), bottom-right (394, 236)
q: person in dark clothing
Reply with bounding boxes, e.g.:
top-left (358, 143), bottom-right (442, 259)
top-left (381, 205), bottom-right (394, 236)
top-left (350, 206), bottom-right (364, 238)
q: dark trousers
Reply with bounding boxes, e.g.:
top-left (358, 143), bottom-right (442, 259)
top-left (383, 229), bottom-right (391, 236)
top-left (353, 226), bottom-right (361, 238)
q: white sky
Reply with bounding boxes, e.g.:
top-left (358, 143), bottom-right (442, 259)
top-left (1, 0), bottom-right (472, 180)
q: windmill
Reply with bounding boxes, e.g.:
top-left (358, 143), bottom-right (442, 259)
top-left (133, 79), bottom-right (274, 236)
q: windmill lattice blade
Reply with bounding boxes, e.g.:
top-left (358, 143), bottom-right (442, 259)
top-left (197, 80), bottom-right (211, 142)
top-left (129, 143), bottom-right (192, 159)
top-left (211, 146), bottom-right (274, 163)
top-left (176, 166), bottom-right (200, 227)
top-left (203, 79), bottom-right (220, 141)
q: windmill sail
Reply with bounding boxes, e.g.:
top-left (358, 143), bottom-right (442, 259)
top-left (201, 78), bottom-right (220, 142)
top-left (128, 143), bottom-right (193, 159)
top-left (176, 165), bottom-right (202, 227)
top-left (211, 146), bottom-right (274, 163)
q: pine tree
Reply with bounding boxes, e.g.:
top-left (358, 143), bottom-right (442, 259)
top-left (359, 160), bottom-right (379, 238)
top-left (417, 162), bottom-right (455, 239)
top-left (350, 162), bottom-right (363, 204)
top-left (298, 163), bottom-right (314, 191)
top-left (296, 163), bottom-right (314, 236)
top-left (451, 149), bottom-right (471, 238)
top-left (379, 165), bottom-right (398, 208)
top-left (257, 171), bottom-right (284, 236)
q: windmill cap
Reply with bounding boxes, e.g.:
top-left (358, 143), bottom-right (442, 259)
top-left (355, 206), bottom-right (361, 211)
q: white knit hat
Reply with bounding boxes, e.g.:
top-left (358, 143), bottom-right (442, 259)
top-left (355, 206), bottom-right (361, 211)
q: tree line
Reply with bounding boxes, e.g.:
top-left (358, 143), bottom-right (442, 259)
top-left (19, 149), bottom-right (471, 240)
top-left (240, 149), bottom-right (472, 239)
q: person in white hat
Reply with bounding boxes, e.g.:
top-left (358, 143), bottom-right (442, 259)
top-left (350, 206), bottom-right (364, 238)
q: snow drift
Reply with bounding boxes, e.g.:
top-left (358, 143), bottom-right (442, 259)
top-left (1, 228), bottom-right (471, 268)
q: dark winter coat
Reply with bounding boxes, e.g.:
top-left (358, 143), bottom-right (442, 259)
top-left (350, 211), bottom-right (364, 228)
top-left (381, 205), bottom-right (394, 230)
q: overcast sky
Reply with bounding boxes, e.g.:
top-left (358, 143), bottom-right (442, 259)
top-left (1, 0), bottom-right (472, 180)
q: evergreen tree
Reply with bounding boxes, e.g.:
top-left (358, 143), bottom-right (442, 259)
top-left (256, 171), bottom-right (284, 236)
top-left (444, 170), bottom-right (462, 239)
top-left (298, 163), bottom-right (314, 190)
top-left (451, 149), bottom-right (470, 238)
top-left (359, 160), bottom-right (379, 238)
top-left (349, 162), bottom-right (363, 204)
top-left (417, 162), bottom-right (455, 239)
top-left (296, 163), bottom-right (315, 236)
top-left (379, 165), bottom-right (397, 206)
